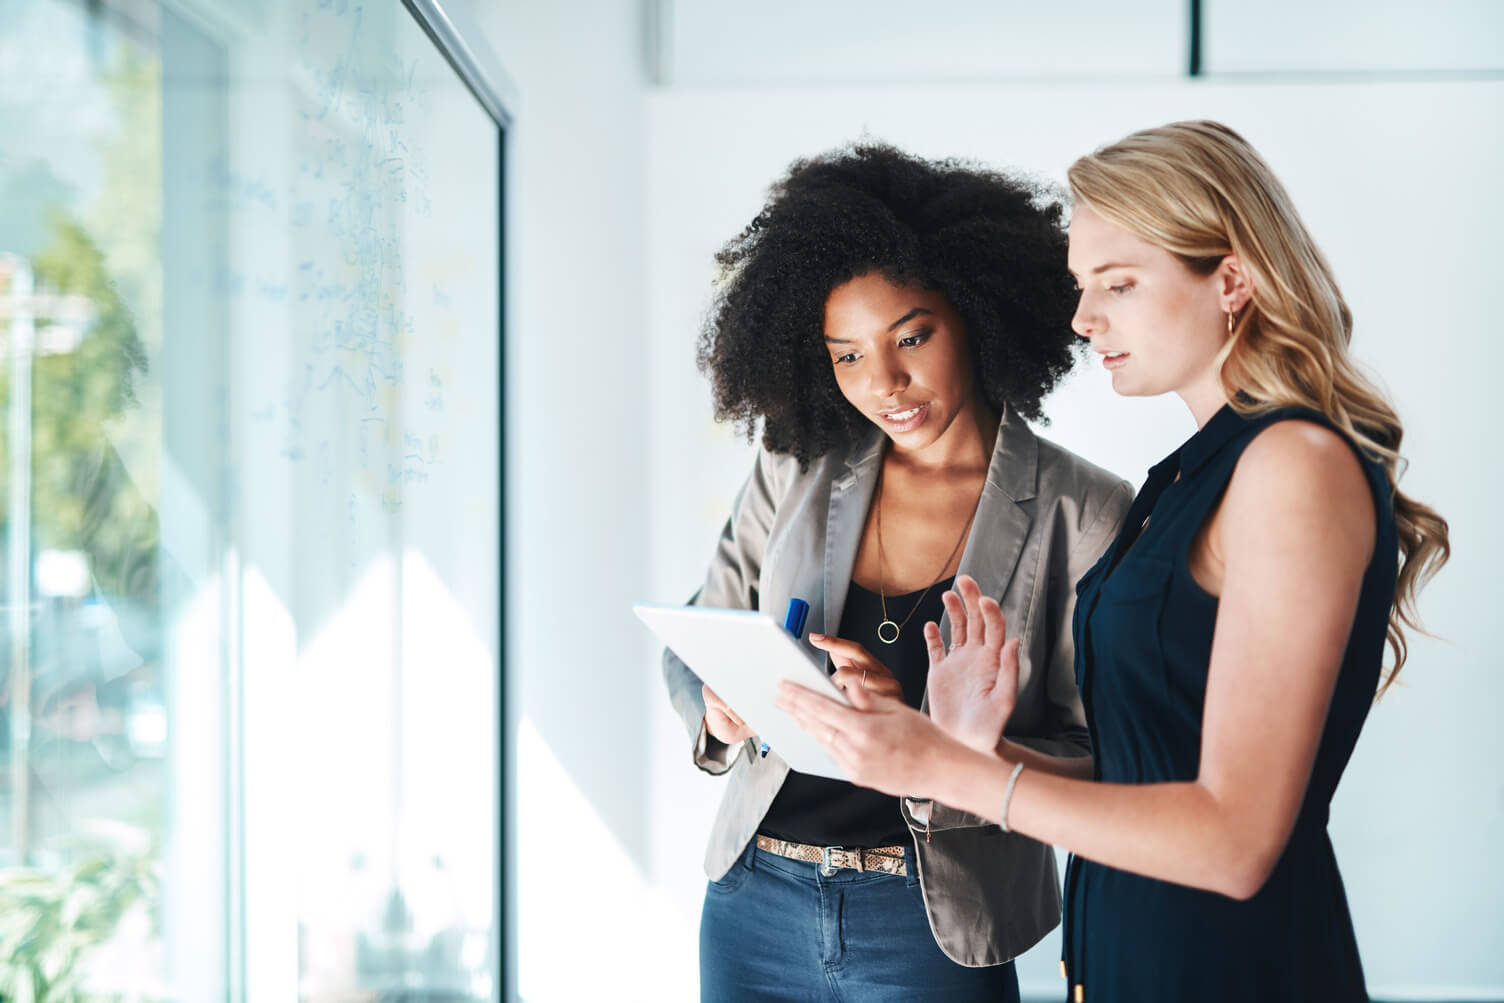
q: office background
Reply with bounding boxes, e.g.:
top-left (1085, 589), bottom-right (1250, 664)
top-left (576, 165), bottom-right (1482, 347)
top-left (1, 0), bottom-right (1500, 1000)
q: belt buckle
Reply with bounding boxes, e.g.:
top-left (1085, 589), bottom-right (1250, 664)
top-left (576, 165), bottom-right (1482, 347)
top-left (819, 846), bottom-right (846, 877)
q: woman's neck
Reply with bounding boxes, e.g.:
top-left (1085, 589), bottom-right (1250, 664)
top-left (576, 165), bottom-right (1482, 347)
top-left (1178, 369), bottom-right (1231, 429)
top-left (886, 399), bottom-right (998, 477)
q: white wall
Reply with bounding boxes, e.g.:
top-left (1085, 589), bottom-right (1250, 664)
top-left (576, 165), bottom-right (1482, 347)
top-left (472, 2), bottom-right (700, 1000)
top-left (473, 2), bottom-right (1503, 996)
top-left (644, 81), bottom-right (1504, 999)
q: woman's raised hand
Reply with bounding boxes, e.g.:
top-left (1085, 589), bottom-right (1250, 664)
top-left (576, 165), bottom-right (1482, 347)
top-left (807, 633), bottom-right (906, 701)
top-left (923, 574), bottom-right (1019, 754)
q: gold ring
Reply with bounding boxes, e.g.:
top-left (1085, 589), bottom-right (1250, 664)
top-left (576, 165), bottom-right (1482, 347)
top-left (861, 669), bottom-right (868, 689)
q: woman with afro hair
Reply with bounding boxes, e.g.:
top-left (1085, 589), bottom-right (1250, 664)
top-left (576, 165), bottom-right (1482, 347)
top-left (662, 143), bottom-right (1133, 1000)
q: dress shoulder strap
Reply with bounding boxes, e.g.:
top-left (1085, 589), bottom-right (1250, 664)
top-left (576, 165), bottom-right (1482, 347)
top-left (1178, 405), bottom-right (1393, 538)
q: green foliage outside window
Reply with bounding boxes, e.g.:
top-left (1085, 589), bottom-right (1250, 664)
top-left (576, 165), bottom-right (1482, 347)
top-left (0, 841), bottom-right (159, 1002)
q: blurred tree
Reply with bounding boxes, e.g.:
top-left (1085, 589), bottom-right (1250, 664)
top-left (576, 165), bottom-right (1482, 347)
top-left (18, 211), bottom-right (157, 604)
top-left (1, 28), bottom-right (164, 867)
top-left (0, 14), bottom-right (168, 993)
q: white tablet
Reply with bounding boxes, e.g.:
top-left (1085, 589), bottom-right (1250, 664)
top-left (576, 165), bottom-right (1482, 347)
top-left (635, 602), bottom-right (850, 780)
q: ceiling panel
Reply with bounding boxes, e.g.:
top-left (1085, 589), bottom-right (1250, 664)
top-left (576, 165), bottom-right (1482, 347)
top-left (659, 0), bottom-right (1187, 85)
top-left (1205, 0), bottom-right (1504, 74)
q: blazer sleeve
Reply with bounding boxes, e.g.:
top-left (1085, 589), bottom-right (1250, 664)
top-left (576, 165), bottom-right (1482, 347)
top-left (1011, 476), bottom-right (1134, 760)
top-left (661, 444), bottom-right (785, 775)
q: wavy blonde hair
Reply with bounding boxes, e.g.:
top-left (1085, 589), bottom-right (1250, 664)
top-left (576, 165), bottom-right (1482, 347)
top-left (1068, 120), bottom-right (1448, 695)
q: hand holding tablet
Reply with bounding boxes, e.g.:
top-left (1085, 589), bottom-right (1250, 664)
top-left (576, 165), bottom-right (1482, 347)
top-left (635, 602), bottom-right (851, 779)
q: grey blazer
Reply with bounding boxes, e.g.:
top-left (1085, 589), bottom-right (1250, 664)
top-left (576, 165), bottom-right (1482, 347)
top-left (663, 408), bottom-right (1132, 966)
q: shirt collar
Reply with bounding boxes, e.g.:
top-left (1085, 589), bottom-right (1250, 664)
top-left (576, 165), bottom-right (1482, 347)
top-left (1175, 402), bottom-right (1247, 477)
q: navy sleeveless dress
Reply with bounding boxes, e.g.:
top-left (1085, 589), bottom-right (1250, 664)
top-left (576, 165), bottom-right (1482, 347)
top-left (1061, 404), bottom-right (1396, 1002)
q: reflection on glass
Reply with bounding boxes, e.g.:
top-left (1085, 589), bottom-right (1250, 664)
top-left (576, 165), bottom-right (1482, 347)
top-left (1, 1), bottom-right (167, 996)
top-left (1, 0), bottom-right (500, 997)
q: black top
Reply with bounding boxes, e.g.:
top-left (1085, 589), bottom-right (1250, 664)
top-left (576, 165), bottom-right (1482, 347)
top-left (757, 577), bottom-right (951, 848)
top-left (1062, 405), bottom-right (1396, 1002)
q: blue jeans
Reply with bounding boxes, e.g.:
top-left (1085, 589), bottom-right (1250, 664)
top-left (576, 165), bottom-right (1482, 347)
top-left (700, 841), bottom-right (1021, 1002)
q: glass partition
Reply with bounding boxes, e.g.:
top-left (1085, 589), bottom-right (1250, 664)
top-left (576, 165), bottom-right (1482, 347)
top-left (0, 0), bottom-right (502, 996)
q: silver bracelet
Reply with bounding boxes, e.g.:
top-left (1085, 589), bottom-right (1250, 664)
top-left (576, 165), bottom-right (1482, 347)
top-left (999, 762), bottom-right (1026, 833)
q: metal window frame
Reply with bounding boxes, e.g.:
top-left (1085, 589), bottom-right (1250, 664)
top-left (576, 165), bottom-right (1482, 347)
top-left (398, 3), bottom-right (515, 999)
top-left (403, 0), bottom-right (518, 129)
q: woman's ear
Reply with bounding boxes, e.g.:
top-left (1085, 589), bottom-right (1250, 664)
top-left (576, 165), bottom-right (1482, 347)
top-left (1217, 254), bottom-right (1254, 314)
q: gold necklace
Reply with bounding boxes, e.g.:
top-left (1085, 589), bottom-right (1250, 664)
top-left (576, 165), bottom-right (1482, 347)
top-left (874, 468), bottom-right (976, 645)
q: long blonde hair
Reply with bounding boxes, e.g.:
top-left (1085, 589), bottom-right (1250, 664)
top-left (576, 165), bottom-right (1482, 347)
top-left (1068, 120), bottom-right (1449, 695)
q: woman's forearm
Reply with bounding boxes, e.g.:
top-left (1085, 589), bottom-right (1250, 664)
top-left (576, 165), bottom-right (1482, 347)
top-left (997, 738), bottom-right (1093, 780)
top-left (935, 745), bottom-right (1278, 901)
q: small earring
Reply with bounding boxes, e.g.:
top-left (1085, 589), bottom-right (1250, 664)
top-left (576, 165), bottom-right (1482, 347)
top-left (1227, 310), bottom-right (1235, 337)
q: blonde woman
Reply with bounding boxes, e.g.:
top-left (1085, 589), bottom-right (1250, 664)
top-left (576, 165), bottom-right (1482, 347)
top-left (778, 120), bottom-right (1450, 1002)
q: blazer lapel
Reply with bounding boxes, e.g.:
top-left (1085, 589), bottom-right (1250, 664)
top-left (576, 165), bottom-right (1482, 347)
top-left (923, 409), bottom-right (1037, 709)
top-left (823, 432), bottom-right (885, 638)
top-left (953, 408), bottom-right (1038, 617)
top-left (823, 409), bottom-right (1037, 657)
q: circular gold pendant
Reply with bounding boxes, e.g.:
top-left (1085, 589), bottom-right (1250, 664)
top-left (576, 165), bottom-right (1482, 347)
top-left (877, 620), bottom-right (900, 644)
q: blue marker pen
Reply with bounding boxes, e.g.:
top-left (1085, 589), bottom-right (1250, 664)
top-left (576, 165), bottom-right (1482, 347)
top-left (783, 596), bottom-right (809, 639)
top-left (763, 597), bottom-right (811, 758)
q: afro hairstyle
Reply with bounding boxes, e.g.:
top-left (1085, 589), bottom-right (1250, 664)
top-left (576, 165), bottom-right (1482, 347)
top-left (697, 142), bottom-right (1081, 469)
